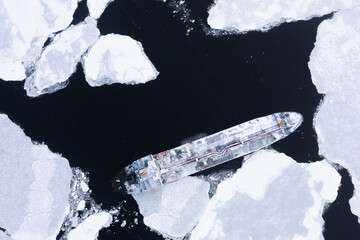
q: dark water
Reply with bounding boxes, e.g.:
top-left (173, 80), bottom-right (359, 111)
top-left (0, 0), bottom-right (359, 239)
top-left (323, 166), bottom-right (360, 240)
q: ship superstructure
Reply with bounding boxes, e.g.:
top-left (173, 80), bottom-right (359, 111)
top-left (112, 112), bottom-right (303, 194)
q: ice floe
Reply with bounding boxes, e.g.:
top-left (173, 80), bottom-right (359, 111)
top-left (24, 17), bottom-right (100, 97)
top-left (0, 115), bottom-right (116, 239)
top-left (0, 0), bottom-right (77, 80)
top-left (83, 34), bottom-right (159, 86)
top-left (132, 177), bottom-right (210, 239)
top-left (190, 150), bottom-right (340, 240)
top-left (87, 0), bottom-right (114, 19)
top-left (0, 113), bottom-right (72, 240)
top-left (207, 0), bottom-right (359, 33)
top-left (1, 0), bottom-right (158, 96)
top-left (308, 7), bottom-right (360, 222)
top-left (68, 212), bottom-right (112, 240)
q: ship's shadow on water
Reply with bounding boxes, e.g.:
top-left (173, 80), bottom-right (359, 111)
top-left (0, 0), bottom-right (357, 239)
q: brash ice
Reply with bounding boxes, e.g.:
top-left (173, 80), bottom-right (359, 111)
top-left (112, 112), bottom-right (303, 194)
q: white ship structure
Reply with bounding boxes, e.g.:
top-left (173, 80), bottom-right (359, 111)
top-left (113, 112), bottom-right (303, 194)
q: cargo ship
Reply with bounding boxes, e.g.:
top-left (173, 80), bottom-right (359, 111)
top-left (112, 112), bottom-right (303, 194)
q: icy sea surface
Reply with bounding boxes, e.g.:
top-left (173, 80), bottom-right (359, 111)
top-left (1, 0), bottom-right (360, 239)
top-left (309, 6), bottom-right (360, 225)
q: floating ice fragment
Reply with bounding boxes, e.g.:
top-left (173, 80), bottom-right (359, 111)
top-left (81, 181), bottom-right (90, 192)
top-left (132, 177), bottom-right (209, 239)
top-left (83, 34), bottom-right (159, 86)
top-left (24, 17), bottom-right (100, 97)
top-left (163, 0), bottom-right (196, 35)
top-left (120, 220), bottom-right (126, 227)
top-left (59, 168), bottom-right (117, 239)
top-left (0, 114), bottom-right (72, 240)
top-left (308, 7), bottom-right (360, 222)
top-left (87, 0), bottom-right (114, 19)
top-left (77, 200), bottom-right (86, 211)
top-left (207, 0), bottom-right (360, 33)
top-left (190, 150), bottom-right (340, 240)
top-left (68, 212), bottom-right (112, 240)
top-left (0, 0), bottom-right (77, 80)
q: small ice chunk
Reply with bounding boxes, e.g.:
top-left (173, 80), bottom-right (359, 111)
top-left (0, 114), bottom-right (72, 240)
top-left (207, 0), bottom-right (360, 33)
top-left (132, 177), bottom-right (210, 239)
top-left (0, 0), bottom-right (78, 80)
top-left (80, 181), bottom-right (90, 192)
top-left (83, 34), bottom-right (159, 86)
top-left (308, 7), bottom-right (360, 222)
top-left (67, 212), bottom-right (112, 240)
top-left (24, 17), bottom-right (100, 97)
top-left (120, 220), bottom-right (126, 227)
top-left (190, 150), bottom-right (340, 240)
top-left (87, 0), bottom-right (114, 19)
top-left (77, 200), bottom-right (86, 211)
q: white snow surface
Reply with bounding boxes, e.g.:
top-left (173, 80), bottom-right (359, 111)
top-left (87, 0), bottom-right (114, 19)
top-left (24, 17), bottom-right (100, 97)
top-left (0, 114), bottom-right (72, 240)
top-left (190, 150), bottom-right (340, 240)
top-left (0, 232), bottom-right (12, 240)
top-left (83, 34), bottom-right (159, 86)
top-left (68, 212), bottom-right (112, 240)
top-left (208, 0), bottom-right (359, 33)
top-left (132, 177), bottom-right (210, 239)
top-left (0, 0), bottom-right (77, 80)
top-left (308, 7), bottom-right (360, 222)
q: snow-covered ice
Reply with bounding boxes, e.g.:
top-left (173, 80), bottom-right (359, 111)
top-left (132, 177), bottom-right (210, 239)
top-left (0, 0), bottom-right (77, 80)
top-left (190, 150), bottom-right (340, 240)
top-left (87, 0), bottom-right (114, 19)
top-left (0, 231), bottom-right (11, 240)
top-left (0, 114), bottom-right (72, 240)
top-left (24, 17), bottom-right (100, 97)
top-left (1, 0), bottom-right (158, 96)
top-left (308, 7), bottom-right (360, 222)
top-left (207, 0), bottom-right (359, 33)
top-left (67, 212), bottom-right (112, 240)
top-left (83, 34), bottom-right (159, 86)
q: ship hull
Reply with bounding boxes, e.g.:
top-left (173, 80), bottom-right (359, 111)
top-left (113, 112), bottom-right (303, 194)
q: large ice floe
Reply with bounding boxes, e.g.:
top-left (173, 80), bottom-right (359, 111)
top-left (309, 7), bottom-right (360, 222)
top-left (0, 114), bottom-right (116, 240)
top-left (87, 0), bottom-right (114, 19)
top-left (207, 0), bottom-right (359, 33)
top-left (132, 177), bottom-right (210, 239)
top-left (133, 150), bottom-right (340, 239)
top-left (190, 150), bottom-right (340, 240)
top-left (83, 34), bottom-right (159, 86)
top-left (24, 17), bottom-right (100, 97)
top-left (0, 0), bottom-right (77, 80)
top-left (0, 114), bottom-right (72, 240)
